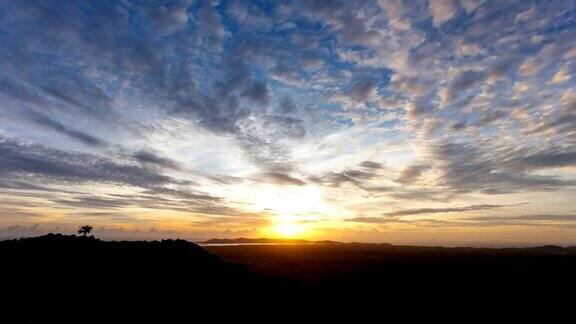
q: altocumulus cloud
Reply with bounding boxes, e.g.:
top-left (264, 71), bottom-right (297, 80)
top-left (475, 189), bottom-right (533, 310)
top-left (0, 0), bottom-right (575, 238)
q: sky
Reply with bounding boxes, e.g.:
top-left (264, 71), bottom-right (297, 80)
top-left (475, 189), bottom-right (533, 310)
top-left (0, 0), bottom-right (575, 245)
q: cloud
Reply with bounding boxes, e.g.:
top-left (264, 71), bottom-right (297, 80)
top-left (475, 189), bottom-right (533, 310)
top-left (271, 63), bottom-right (304, 85)
top-left (405, 101), bottom-right (430, 120)
top-left (513, 151), bottom-right (576, 170)
top-left (0, 135), bottom-right (172, 187)
top-left (0, 0), bottom-right (293, 175)
top-left (382, 204), bottom-right (506, 217)
top-left (459, 0), bottom-right (481, 14)
top-left (226, 1), bottom-right (273, 28)
top-left (261, 116), bottom-right (306, 139)
top-left (24, 110), bottom-right (106, 147)
top-left (431, 142), bottom-right (576, 194)
top-left (299, 51), bottom-right (324, 69)
top-left (194, 0), bottom-right (228, 50)
top-left (0, 135), bottom-right (228, 213)
top-left (515, 5), bottom-right (536, 23)
top-left (466, 214), bottom-right (576, 222)
top-left (347, 214), bottom-right (576, 228)
top-left (53, 197), bottom-right (133, 209)
top-left (429, 0), bottom-right (456, 27)
top-left (242, 82), bottom-right (271, 107)
top-left (359, 161), bottom-right (384, 169)
top-left (445, 70), bottom-right (487, 103)
top-left (0, 135), bottom-right (257, 216)
top-left (395, 164), bottom-right (430, 185)
top-left (346, 77), bottom-right (378, 103)
top-left (277, 97), bottom-right (298, 115)
top-left (207, 174), bottom-right (244, 185)
top-left (347, 216), bottom-right (399, 224)
top-left (0, 77), bottom-right (45, 104)
top-left (450, 70), bottom-right (487, 92)
top-left (379, 0), bottom-right (411, 30)
top-left (145, 1), bottom-right (190, 35)
top-left (343, 169), bottom-right (377, 180)
top-left (551, 66), bottom-right (571, 84)
top-left (132, 150), bottom-right (182, 171)
top-left (309, 163), bottom-right (384, 188)
top-left (309, 171), bottom-right (360, 188)
top-left (256, 172), bottom-right (306, 186)
top-left (295, 0), bottom-right (382, 47)
top-left (0, 224), bottom-right (45, 238)
top-left (475, 110), bottom-right (506, 126)
top-left (518, 57), bottom-right (540, 76)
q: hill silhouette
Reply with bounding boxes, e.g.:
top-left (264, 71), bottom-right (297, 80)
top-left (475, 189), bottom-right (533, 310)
top-left (3, 234), bottom-right (576, 322)
top-left (1, 234), bottom-right (270, 323)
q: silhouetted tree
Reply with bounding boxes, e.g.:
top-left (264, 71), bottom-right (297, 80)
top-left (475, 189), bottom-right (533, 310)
top-left (78, 225), bottom-right (93, 236)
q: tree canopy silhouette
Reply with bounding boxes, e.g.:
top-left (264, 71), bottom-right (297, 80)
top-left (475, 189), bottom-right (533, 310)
top-left (78, 225), bottom-right (93, 236)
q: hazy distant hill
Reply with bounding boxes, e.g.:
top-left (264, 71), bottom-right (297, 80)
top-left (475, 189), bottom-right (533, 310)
top-left (201, 237), bottom-right (340, 244)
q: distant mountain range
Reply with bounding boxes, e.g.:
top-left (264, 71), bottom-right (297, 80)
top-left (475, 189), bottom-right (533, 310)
top-left (200, 238), bottom-right (576, 253)
top-left (200, 237), bottom-right (341, 244)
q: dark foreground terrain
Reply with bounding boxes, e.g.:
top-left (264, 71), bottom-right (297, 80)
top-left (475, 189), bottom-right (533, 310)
top-left (2, 234), bottom-right (576, 323)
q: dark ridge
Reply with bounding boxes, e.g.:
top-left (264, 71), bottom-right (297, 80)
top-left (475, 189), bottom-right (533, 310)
top-left (3, 234), bottom-right (576, 322)
top-left (1, 234), bottom-right (271, 323)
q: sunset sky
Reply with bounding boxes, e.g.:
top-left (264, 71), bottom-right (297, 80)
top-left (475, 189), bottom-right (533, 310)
top-left (0, 0), bottom-right (575, 245)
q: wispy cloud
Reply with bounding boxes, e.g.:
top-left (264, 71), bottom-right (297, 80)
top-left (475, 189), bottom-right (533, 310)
top-left (382, 204), bottom-right (508, 217)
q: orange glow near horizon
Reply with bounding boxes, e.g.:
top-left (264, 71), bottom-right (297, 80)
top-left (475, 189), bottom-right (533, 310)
top-left (272, 223), bottom-right (305, 237)
top-left (267, 214), bottom-right (309, 238)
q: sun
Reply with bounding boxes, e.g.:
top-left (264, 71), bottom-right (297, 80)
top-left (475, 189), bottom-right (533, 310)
top-left (273, 223), bottom-right (305, 237)
top-left (268, 214), bottom-right (308, 238)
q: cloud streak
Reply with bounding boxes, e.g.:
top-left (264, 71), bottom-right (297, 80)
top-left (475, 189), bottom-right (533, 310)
top-left (382, 204), bottom-right (507, 217)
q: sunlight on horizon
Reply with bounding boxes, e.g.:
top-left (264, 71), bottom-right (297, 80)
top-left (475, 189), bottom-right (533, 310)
top-left (271, 223), bottom-right (306, 237)
top-left (267, 214), bottom-right (309, 238)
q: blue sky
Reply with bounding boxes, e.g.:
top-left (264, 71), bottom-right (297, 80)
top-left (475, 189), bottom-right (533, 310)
top-left (0, 0), bottom-right (575, 245)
